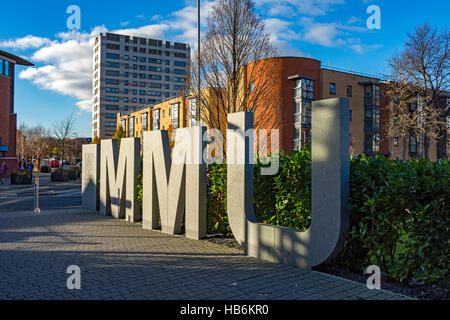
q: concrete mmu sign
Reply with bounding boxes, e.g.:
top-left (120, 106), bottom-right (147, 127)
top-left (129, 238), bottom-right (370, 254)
top-left (82, 98), bottom-right (350, 269)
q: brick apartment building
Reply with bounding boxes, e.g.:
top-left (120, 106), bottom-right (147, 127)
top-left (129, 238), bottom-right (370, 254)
top-left (0, 50), bottom-right (33, 177)
top-left (115, 56), bottom-right (449, 161)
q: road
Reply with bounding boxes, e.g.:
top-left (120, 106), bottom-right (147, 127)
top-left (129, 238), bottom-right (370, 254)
top-left (0, 172), bottom-right (81, 212)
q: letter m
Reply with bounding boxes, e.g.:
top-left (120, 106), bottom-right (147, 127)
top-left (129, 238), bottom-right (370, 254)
top-left (142, 127), bottom-right (206, 240)
top-left (100, 138), bottom-right (141, 222)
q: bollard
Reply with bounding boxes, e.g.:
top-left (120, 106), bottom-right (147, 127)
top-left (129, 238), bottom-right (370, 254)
top-left (34, 176), bottom-right (40, 214)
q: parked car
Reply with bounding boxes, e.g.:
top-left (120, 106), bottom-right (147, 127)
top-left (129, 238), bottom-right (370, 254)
top-left (50, 159), bottom-right (59, 168)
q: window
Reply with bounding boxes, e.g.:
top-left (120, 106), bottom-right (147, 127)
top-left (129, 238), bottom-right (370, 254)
top-left (174, 69), bottom-right (185, 75)
top-left (171, 103), bottom-right (179, 128)
top-left (105, 122), bottom-right (117, 128)
top-left (330, 83), bottom-right (336, 95)
top-left (0, 59), bottom-right (4, 75)
top-left (105, 96), bottom-right (119, 102)
top-left (153, 109), bottom-right (160, 130)
top-left (394, 137), bottom-right (399, 146)
top-left (105, 88), bottom-right (119, 93)
top-left (409, 100), bottom-right (418, 112)
top-left (174, 61), bottom-right (186, 67)
top-left (249, 81), bottom-right (255, 93)
top-left (373, 133), bottom-right (380, 152)
top-left (365, 85), bottom-right (373, 105)
top-left (128, 117), bottom-right (134, 137)
top-left (105, 113), bottom-right (117, 119)
top-left (106, 70), bottom-right (119, 76)
top-left (106, 53), bottom-right (120, 59)
top-left (364, 133), bottom-right (380, 153)
top-left (374, 85), bottom-right (380, 106)
top-left (105, 105), bottom-right (119, 110)
top-left (189, 99), bottom-right (198, 127)
top-left (409, 136), bottom-right (417, 153)
top-left (148, 66), bottom-right (161, 72)
top-left (106, 62), bottom-right (119, 68)
top-left (346, 85), bottom-right (352, 97)
top-left (142, 113), bottom-right (148, 131)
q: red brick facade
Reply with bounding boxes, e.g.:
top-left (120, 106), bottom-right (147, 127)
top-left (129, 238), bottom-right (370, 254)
top-left (0, 51), bottom-right (33, 178)
top-left (0, 75), bottom-right (17, 177)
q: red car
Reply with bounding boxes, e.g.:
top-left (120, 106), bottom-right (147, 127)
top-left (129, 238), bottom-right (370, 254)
top-left (50, 160), bottom-right (59, 168)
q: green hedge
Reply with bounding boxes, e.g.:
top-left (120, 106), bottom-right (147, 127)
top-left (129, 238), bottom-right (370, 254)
top-left (206, 151), bottom-right (449, 287)
top-left (136, 151), bottom-right (449, 287)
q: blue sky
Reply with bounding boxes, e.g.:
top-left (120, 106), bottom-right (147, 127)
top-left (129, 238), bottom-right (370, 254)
top-left (0, 0), bottom-right (449, 137)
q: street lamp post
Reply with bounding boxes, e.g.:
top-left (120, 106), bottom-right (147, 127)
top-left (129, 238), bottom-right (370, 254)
top-left (196, 0), bottom-right (201, 124)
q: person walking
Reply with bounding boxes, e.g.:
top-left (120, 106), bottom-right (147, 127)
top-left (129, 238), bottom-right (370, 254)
top-left (26, 161), bottom-right (34, 174)
top-left (19, 159), bottom-right (25, 172)
top-left (0, 161), bottom-right (8, 184)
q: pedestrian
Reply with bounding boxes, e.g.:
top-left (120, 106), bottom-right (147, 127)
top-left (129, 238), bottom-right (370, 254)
top-left (27, 161), bottom-right (34, 173)
top-left (0, 161), bottom-right (7, 184)
top-left (19, 159), bottom-right (25, 171)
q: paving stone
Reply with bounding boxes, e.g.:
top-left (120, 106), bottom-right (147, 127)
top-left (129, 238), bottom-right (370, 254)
top-left (0, 211), bottom-right (411, 300)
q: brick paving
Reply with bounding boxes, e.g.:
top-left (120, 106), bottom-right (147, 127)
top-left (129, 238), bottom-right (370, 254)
top-left (0, 209), bottom-right (411, 300)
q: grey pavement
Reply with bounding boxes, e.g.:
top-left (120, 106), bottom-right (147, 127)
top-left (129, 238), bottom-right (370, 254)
top-left (0, 208), bottom-right (412, 300)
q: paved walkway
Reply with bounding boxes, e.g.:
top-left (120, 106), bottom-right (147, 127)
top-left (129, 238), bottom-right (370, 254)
top-left (0, 209), bottom-right (410, 300)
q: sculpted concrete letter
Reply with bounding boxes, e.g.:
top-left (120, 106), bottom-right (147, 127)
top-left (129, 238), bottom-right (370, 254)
top-left (142, 127), bottom-right (207, 240)
top-left (100, 138), bottom-right (141, 222)
top-left (227, 98), bottom-right (350, 268)
top-left (82, 144), bottom-right (100, 211)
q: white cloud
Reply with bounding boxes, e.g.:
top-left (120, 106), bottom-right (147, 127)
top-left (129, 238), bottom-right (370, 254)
top-left (255, 0), bottom-right (346, 16)
top-left (18, 27), bottom-right (106, 112)
top-left (0, 35), bottom-right (53, 49)
top-left (300, 18), bottom-right (344, 47)
top-left (136, 14), bottom-right (146, 20)
top-left (120, 21), bottom-right (130, 27)
top-left (347, 16), bottom-right (361, 24)
top-left (349, 44), bottom-right (383, 54)
top-left (151, 14), bottom-right (163, 21)
top-left (112, 24), bottom-right (170, 40)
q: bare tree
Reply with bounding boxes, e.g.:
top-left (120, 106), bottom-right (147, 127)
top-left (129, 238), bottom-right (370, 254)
top-left (384, 23), bottom-right (449, 159)
top-left (28, 125), bottom-right (52, 169)
top-left (16, 123), bottom-right (31, 161)
top-left (188, 0), bottom-right (279, 152)
top-left (53, 113), bottom-right (76, 168)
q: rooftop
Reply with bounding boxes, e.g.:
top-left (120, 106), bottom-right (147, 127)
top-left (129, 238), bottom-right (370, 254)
top-left (0, 50), bottom-right (34, 66)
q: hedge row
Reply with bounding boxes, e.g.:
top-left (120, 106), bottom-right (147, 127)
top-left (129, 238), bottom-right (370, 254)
top-left (136, 151), bottom-right (449, 287)
top-left (206, 151), bottom-right (449, 287)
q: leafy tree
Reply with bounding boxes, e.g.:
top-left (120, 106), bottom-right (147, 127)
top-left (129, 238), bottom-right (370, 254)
top-left (91, 136), bottom-right (100, 145)
top-left (113, 125), bottom-right (125, 149)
